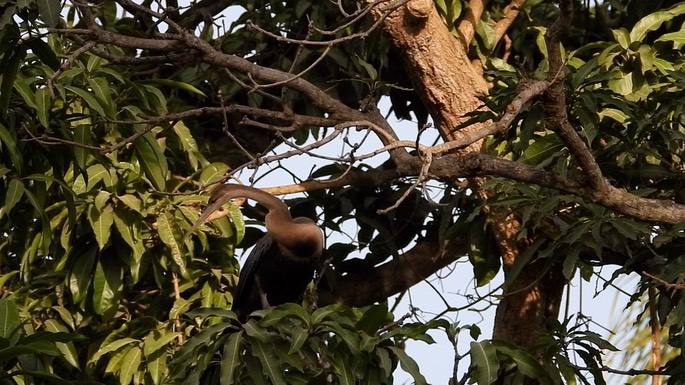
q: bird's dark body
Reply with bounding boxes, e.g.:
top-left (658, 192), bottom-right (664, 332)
top-left (232, 233), bottom-right (319, 320)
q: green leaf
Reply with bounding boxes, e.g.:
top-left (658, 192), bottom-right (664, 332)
top-left (470, 341), bottom-right (499, 385)
top-left (88, 77), bottom-right (114, 116)
top-left (133, 132), bottom-right (168, 191)
top-left (143, 79), bottom-right (208, 97)
top-left (26, 38), bottom-right (60, 70)
top-left (172, 323), bottom-right (231, 366)
top-left (145, 343), bottom-right (167, 385)
top-left (143, 330), bottom-right (180, 357)
top-left (92, 257), bottom-right (123, 317)
top-left (157, 210), bottom-right (185, 274)
top-left (113, 208), bottom-right (145, 277)
top-left (199, 162), bottom-right (230, 185)
top-left (253, 340), bottom-right (286, 385)
top-left (356, 55), bottom-right (377, 81)
top-left (1, 50), bottom-right (23, 117)
top-left (23, 188), bottom-right (52, 252)
top-left (173, 121), bottom-right (206, 170)
top-left (493, 341), bottom-right (551, 381)
top-left (35, 87), bottom-right (51, 128)
top-left (119, 346), bottom-right (142, 385)
top-left (65, 85), bottom-right (108, 117)
top-left (656, 30), bottom-right (685, 44)
top-left (376, 348), bottom-right (393, 378)
top-left (0, 298), bottom-right (20, 345)
top-left (3, 178), bottom-right (25, 218)
top-left (118, 194), bottom-right (143, 213)
top-left (0, 122), bottom-right (22, 174)
top-left (355, 303), bottom-right (389, 334)
top-left (106, 345), bottom-right (133, 375)
top-left (519, 134), bottom-right (564, 165)
top-left (68, 243), bottom-right (97, 303)
top-left (220, 331), bottom-right (243, 385)
top-left (387, 346), bottom-right (427, 385)
top-left (73, 125), bottom-right (92, 174)
top-left (89, 338), bottom-right (139, 364)
top-left (332, 357), bottom-right (355, 385)
top-left (629, 3), bottom-right (685, 43)
top-left (44, 319), bottom-right (79, 369)
top-left (37, 0), bottom-right (61, 28)
top-left (612, 28), bottom-right (630, 49)
top-left (288, 326), bottom-right (308, 354)
top-left (88, 203), bottom-right (114, 250)
top-left (243, 320), bottom-right (269, 342)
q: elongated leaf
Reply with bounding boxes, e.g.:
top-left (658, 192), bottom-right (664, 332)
top-left (243, 320), bottom-right (269, 342)
top-left (25, 38), bottom-right (60, 70)
top-left (3, 178), bottom-right (25, 218)
top-left (44, 319), bottom-right (79, 369)
top-left (113, 208), bottom-right (145, 280)
top-left (172, 121), bottom-right (206, 170)
top-left (355, 303), bottom-right (389, 334)
top-left (64, 85), bottom-right (107, 117)
top-left (106, 345), bottom-right (133, 375)
top-left (88, 203), bottom-right (114, 250)
top-left (25, 173), bottom-right (77, 228)
top-left (0, 122), bottom-right (22, 174)
top-left (144, 79), bottom-right (207, 97)
top-left (629, 3), bottom-right (685, 43)
top-left (332, 357), bottom-right (355, 385)
top-left (0, 298), bottom-right (20, 345)
top-left (470, 341), bottom-right (499, 385)
top-left (88, 77), bottom-right (114, 116)
top-left (387, 346), bottom-right (427, 385)
top-left (288, 326), bottom-right (308, 354)
top-left (157, 210), bottom-right (185, 274)
top-left (37, 0), bottom-right (61, 27)
top-left (92, 257), bottom-right (123, 317)
top-left (253, 340), bottom-right (286, 385)
top-left (519, 134), bottom-right (564, 165)
top-left (1, 50), bottom-right (22, 116)
top-left (86, 163), bottom-right (112, 191)
top-left (118, 194), bottom-right (143, 213)
top-left (376, 348), bottom-right (393, 378)
top-left (73, 125), bottom-right (92, 174)
top-left (119, 346), bottom-right (142, 385)
top-left (89, 338), bottom-right (139, 364)
top-left (493, 341), bottom-right (551, 381)
top-left (199, 162), bottom-right (229, 185)
top-left (35, 87), bottom-right (51, 128)
top-left (69, 243), bottom-right (97, 303)
top-left (22, 188), bottom-right (52, 252)
top-left (172, 323), bottom-right (231, 364)
top-left (220, 331), bottom-right (243, 385)
top-left (143, 330), bottom-right (180, 357)
top-left (145, 346), bottom-right (167, 385)
top-left (134, 132), bottom-right (168, 191)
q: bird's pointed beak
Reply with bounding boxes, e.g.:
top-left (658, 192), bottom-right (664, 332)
top-left (184, 194), bottom-right (231, 239)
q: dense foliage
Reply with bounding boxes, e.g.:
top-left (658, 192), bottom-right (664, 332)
top-left (0, 0), bottom-right (684, 384)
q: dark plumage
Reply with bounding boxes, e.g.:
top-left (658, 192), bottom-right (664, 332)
top-left (186, 185), bottom-right (323, 321)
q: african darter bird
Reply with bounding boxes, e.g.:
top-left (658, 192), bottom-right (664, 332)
top-left (187, 184), bottom-right (323, 321)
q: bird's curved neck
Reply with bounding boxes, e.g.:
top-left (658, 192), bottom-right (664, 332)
top-left (212, 185), bottom-right (320, 257)
top-left (214, 185), bottom-right (290, 218)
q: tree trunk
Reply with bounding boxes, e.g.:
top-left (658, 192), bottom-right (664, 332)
top-left (362, 0), bottom-right (569, 377)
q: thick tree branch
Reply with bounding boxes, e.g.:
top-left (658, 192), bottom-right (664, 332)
top-left (457, 0), bottom-right (487, 48)
top-left (328, 232), bottom-right (469, 307)
top-left (493, 0), bottom-right (525, 46)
